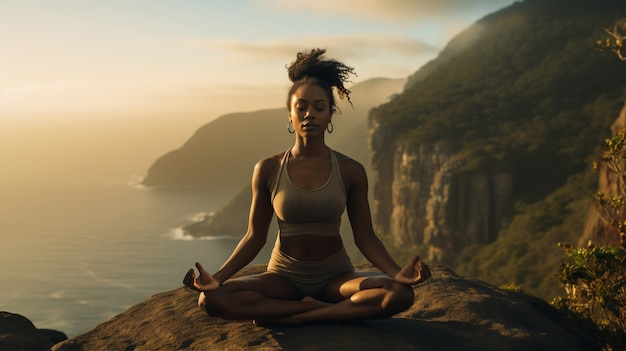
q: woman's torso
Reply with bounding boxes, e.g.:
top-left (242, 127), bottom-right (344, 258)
top-left (269, 148), bottom-right (348, 261)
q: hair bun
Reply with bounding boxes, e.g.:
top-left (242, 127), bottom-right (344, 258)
top-left (286, 48), bottom-right (356, 105)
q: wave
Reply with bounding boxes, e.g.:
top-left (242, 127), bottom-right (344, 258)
top-left (166, 227), bottom-right (239, 241)
top-left (127, 174), bottom-right (147, 189)
top-left (186, 211), bottom-right (212, 222)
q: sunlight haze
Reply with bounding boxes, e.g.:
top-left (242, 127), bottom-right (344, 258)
top-left (1, 0), bottom-right (518, 123)
top-left (1, 0), bottom-right (519, 180)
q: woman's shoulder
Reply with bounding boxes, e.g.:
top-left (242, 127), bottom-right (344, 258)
top-left (332, 150), bottom-right (366, 176)
top-left (254, 150), bottom-right (287, 175)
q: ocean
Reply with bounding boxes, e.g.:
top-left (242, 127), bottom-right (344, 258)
top-left (0, 117), bottom-right (275, 337)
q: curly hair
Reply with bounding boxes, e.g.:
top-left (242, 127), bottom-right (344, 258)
top-left (286, 48), bottom-right (357, 113)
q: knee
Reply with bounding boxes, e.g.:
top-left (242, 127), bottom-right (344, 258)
top-left (197, 292), bottom-right (207, 311)
top-left (197, 291), bottom-right (222, 316)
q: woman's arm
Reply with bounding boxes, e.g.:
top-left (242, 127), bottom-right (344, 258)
top-left (344, 159), bottom-right (403, 277)
top-left (210, 157), bottom-right (277, 284)
top-left (344, 158), bottom-right (431, 285)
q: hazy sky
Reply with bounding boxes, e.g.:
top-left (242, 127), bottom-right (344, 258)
top-left (1, 0), bottom-right (519, 123)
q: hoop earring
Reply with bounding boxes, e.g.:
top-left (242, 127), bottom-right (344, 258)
top-left (327, 122), bottom-right (334, 134)
top-left (287, 120), bottom-right (295, 134)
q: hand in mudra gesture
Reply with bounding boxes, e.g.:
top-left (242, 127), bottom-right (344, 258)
top-left (183, 262), bottom-right (220, 292)
top-left (394, 255), bottom-right (432, 285)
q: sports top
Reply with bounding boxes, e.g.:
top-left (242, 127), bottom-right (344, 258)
top-left (271, 148), bottom-right (346, 237)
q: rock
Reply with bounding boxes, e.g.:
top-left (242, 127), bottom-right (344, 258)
top-left (52, 265), bottom-right (598, 351)
top-left (0, 311), bottom-right (67, 351)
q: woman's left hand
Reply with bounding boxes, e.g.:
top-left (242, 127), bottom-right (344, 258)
top-left (394, 255), bottom-right (432, 285)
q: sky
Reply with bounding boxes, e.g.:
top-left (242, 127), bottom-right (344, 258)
top-left (0, 0), bottom-right (520, 124)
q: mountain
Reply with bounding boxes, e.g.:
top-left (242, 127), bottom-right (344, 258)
top-left (369, 0), bottom-right (626, 299)
top-left (142, 78), bottom-right (406, 189)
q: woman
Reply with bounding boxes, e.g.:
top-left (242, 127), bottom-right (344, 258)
top-left (183, 48), bottom-right (431, 325)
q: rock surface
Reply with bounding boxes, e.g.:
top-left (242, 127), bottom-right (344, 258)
top-left (51, 264), bottom-right (598, 351)
top-left (0, 311), bottom-right (67, 351)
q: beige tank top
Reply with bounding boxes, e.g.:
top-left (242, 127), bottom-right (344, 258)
top-left (271, 148), bottom-right (346, 237)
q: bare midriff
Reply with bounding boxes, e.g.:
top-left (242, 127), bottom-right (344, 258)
top-left (279, 234), bottom-right (344, 261)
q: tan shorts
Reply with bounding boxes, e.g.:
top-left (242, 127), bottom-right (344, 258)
top-left (267, 236), bottom-right (354, 297)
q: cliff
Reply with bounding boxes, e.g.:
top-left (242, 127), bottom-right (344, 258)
top-left (369, 0), bottom-right (626, 271)
top-left (46, 265), bottom-right (597, 351)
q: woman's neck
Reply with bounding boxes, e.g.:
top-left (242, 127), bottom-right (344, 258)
top-left (291, 137), bottom-right (328, 158)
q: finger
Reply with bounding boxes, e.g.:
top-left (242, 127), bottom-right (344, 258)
top-left (414, 258), bottom-right (424, 270)
top-left (195, 262), bottom-right (206, 273)
top-left (183, 269), bottom-right (195, 286)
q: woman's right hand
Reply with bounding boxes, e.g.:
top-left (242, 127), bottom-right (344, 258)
top-left (183, 262), bottom-right (220, 292)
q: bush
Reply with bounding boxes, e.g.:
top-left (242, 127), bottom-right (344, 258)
top-left (551, 242), bottom-right (626, 350)
top-left (552, 127), bottom-right (626, 350)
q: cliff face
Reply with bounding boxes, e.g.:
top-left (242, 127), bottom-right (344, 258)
top-left (371, 124), bottom-right (512, 263)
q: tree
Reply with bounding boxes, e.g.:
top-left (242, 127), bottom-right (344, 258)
top-left (551, 21), bottom-right (626, 351)
top-left (594, 20), bottom-right (626, 61)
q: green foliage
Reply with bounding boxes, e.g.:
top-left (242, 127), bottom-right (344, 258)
top-left (499, 282), bottom-right (523, 293)
top-left (454, 170), bottom-right (597, 300)
top-left (551, 243), bottom-right (626, 350)
top-left (377, 0), bottom-right (626, 306)
top-left (593, 19), bottom-right (626, 61)
top-left (594, 129), bottom-right (626, 244)
top-left (551, 121), bottom-right (626, 350)
top-left (373, 0), bottom-right (626, 204)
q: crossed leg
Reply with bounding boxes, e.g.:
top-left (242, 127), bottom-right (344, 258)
top-left (255, 271), bottom-right (415, 325)
top-left (197, 272), bottom-right (325, 320)
top-left (196, 268), bottom-right (415, 325)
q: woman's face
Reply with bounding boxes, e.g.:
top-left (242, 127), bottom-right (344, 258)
top-left (289, 83), bottom-right (332, 137)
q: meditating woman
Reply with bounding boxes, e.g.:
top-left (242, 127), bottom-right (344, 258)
top-left (183, 48), bottom-right (431, 325)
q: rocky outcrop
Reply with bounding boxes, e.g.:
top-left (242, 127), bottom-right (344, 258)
top-left (51, 264), bottom-right (598, 351)
top-left (183, 186), bottom-right (256, 237)
top-left (581, 100), bottom-right (626, 247)
top-left (0, 311), bottom-right (67, 351)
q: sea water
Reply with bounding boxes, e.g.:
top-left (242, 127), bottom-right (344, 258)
top-left (0, 118), bottom-right (274, 337)
top-left (0, 171), bottom-right (274, 337)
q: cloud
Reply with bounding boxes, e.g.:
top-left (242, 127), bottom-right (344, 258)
top-left (182, 34), bottom-right (437, 63)
top-left (260, 0), bottom-right (518, 22)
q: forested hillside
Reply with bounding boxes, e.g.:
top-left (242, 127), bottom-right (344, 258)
top-left (369, 0), bottom-right (626, 300)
